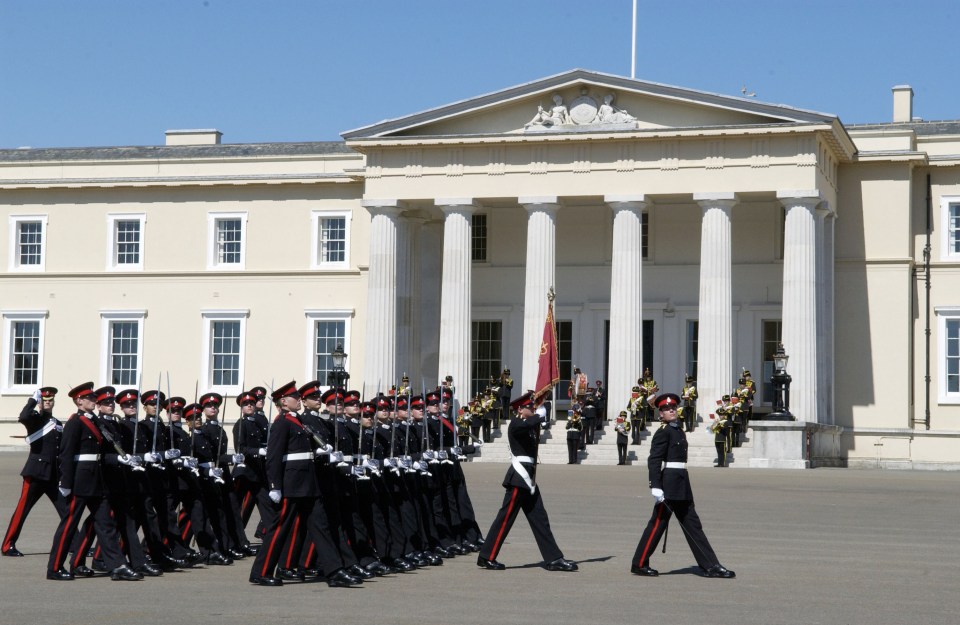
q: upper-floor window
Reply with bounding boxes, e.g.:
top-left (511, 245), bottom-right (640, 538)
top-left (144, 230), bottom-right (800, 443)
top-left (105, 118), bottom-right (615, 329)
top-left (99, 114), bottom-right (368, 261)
top-left (940, 197), bottom-right (960, 261)
top-left (207, 213), bottom-right (247, 270)
top-left (311, 210), bottom-right (351, 269)
top-left (472, 213), bottom-right (488, 262)
top-left (107, 214), bottom-right (145, 270)
top-left (8, 216), bottom-right (47, 271)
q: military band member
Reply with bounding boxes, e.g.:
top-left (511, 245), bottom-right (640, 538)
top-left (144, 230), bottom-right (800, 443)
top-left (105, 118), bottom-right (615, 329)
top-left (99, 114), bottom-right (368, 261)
top-left (639, 368), bottom-right (659, 434)
top-left (740, 369), bottom-right (756, 429)
top-left (581, 394), bottom-right (598, 446)
top-left (630, 393), bottom-right (735, 579)
top-left (569, 367), bottom-right (588, 402)
top-left (712, 396), bottom-right (733, 468)
top-left (594, 380), bottom-right (607, 425)
top-left (615, 411), bottom-right (631, 465)
top-left (47, 382), bottom-right (142, 581)
top-left (565, 411), bottom-right (582, 464)
top-left (3, 387), bottom-right (66, 557)
top-left (477, 391), bottom-right (578, 572)
top-left (496, 368), bottom-right (513, 430)
top-left (681, 374), bottom-right (698, 432)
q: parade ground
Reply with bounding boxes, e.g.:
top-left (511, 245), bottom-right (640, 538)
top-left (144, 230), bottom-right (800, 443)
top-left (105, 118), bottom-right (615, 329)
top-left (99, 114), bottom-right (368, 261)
top-left (0, 452), bottom-right (958, 625)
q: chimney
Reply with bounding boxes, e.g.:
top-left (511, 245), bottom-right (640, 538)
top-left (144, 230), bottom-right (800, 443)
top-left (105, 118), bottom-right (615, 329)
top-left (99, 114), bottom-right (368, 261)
top-left (892, 86), bottom-right (913, 123)
top-left (165, 129), bottom-right (223, 146)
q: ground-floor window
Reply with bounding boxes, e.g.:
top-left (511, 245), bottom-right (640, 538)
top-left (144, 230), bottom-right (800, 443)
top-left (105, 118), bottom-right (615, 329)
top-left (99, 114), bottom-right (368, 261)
top-left (471, 320), bottom-right (501, 397)
top-left (761, 320), bottom-right (783, 404)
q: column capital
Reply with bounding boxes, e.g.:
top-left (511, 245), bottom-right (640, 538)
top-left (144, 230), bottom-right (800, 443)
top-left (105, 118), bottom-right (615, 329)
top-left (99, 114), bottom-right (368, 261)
top-left (604, 194), bottom-right (647, 211)
top-left (519, 196), bottom-right (560, 215)
top-left (361, 199), bottom-right (404, 217)
top-left (815, 201), bottom-right (835, 218)
top-left (694, 192), bottom-right (738, 211)
top-left (435, 198), bottom-right (477, 216)
top-left (776, 190), bottom-right (823, 209)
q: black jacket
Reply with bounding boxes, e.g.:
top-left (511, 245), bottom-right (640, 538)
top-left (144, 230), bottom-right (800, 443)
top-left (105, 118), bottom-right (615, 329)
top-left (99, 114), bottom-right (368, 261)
top-left (18, 398), bottom-right (62, 481)
top-left (502, 414), bottom-right (542, 490)
top-left (647, 422), bottom-right (694, 501)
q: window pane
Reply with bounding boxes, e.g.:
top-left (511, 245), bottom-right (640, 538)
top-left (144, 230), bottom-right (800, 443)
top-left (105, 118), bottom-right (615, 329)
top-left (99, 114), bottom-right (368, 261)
top-left (12, 320), bottom-right (40, 385)
top-left (471, 321), bottom-right (502, 396)
top-left (320, 217), bottom-right (346, 264)
top-left (951, 205), bottom-right (960, 254)
top-left (641, 212), bottom-right (649, 260)
top-left (109, 321), bottom-right (139, 385)
top-left (115, 220), bottom-right (141, 265)
top-left (211, 321), bottom-right (241, 385)
top-left (471, 214), bottom-right (487, 262)
top-left (686, 320), bottom-right (699, 380)
top-left (17, 221), bottom-right (43, 266)
top-left (314, 320), bottom-right (346, 383)
top-left (217, 219), bottom-right (243, 264)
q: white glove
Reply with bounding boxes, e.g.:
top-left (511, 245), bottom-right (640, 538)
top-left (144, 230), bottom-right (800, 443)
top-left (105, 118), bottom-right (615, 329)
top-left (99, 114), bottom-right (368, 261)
top-left (32, 389), bottom-right (42, 403)
top-left (209, 467), bottom-right (224, 479)
top-left (145, 452), bottom-right (162, 464)
top-left (118, 454), bottom-right (138, 467)
top-left (164, 449), bottom-right (181, 460)
top-left (320, 444), bottom-right (333, 454)
top-left (651, 488), bottom-right (665, 503)
top-left (183, 457), bottom-right (198, 469)
top-left (232, 453), bottom-right (245, 464)
top-left (258, 447), bottom-right (267, 457)
top-left (268, 489), bottom-right (281, 504)
top-left (58, 487), bottom-right (71, 498)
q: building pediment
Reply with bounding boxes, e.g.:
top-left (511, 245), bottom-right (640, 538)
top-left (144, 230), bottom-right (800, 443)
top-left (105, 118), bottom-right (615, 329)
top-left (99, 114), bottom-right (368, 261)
top-left (343, 69), bottom-right (842, 142)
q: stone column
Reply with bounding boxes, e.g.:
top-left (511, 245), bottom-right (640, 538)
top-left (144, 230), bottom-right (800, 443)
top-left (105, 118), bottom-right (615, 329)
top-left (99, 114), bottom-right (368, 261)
top-left (396, 214), bottom-right (424, 384)
top-left (778, 191), bottom-right (822, 424)
top-left (694, 193), bottom-right (737, 421)
top-left (435, 199), bottom-right (476, 406)
top-left (520, 197), bottom-right (559, 394)
top-left (817, 204), bottom-right (836, 425)
top-left (605, 195), bottom-right (646, 420)
top-left (362, 200), bottom-right (402, 395)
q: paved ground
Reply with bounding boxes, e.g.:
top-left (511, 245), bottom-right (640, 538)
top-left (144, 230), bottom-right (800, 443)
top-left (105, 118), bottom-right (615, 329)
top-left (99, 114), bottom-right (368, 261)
top-left (0, 452), bottom-right (958, 625)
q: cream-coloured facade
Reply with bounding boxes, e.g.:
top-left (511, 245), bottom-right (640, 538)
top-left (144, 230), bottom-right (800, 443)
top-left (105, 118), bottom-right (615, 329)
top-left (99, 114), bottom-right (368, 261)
top-left (1, 70), bottom-right (959, 468)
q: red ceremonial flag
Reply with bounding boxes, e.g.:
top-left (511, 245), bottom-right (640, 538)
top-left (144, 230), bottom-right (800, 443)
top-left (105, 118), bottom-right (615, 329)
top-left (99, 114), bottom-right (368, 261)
top-left (534, 290), bottom-right (560, 401)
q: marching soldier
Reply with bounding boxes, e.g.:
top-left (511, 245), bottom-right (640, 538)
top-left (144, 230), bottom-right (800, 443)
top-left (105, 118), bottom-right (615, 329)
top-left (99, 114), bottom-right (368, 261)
top-left (4, 387), bottom-right (66, 557)
top-left (161, 397), bottom-right (205, 567)
top-left (47, 382), bottom-right (141, 581)
top-left (232, 392), bottom-right (272, 537)
top-left (248, 381), bottom-right (362, 587)
top-left (681, 374), bottom-right (698, 432)
top-left (615, 411), bottom-right (631, 465)
top-left (630, 393), bottom-right (735, 578)
top-left (477, 391), bottom-right (577, 572)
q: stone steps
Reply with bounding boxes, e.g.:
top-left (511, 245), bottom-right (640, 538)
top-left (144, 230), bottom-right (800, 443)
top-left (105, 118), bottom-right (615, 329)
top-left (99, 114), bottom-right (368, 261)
top-left (467, 420), bottom-right (754, 468)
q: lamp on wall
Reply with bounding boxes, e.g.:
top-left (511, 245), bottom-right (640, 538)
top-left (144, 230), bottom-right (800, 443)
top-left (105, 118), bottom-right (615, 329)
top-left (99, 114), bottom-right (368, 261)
top-left (327, 344), bottom-right (350, 390)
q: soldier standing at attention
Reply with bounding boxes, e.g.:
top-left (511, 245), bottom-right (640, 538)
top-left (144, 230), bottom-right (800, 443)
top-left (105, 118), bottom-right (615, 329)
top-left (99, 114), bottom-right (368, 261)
top-left (477, 392), bottom-right (578, 572)
top-left (3, 387), bottom-right (66, 557)
top-left (614, 411), bottom-right (631, 465)
top-left (565, 410), bottom-right (582, 464)
top-left (630, 393), bottom-right (735, 579)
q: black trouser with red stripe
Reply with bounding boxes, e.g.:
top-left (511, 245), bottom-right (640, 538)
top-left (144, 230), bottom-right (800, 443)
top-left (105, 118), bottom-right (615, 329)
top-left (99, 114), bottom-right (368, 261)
top-left (3, 477), bottom-right (67, 552)
top-left (48, 495), bottom-right (125, 574)
top-left (478, 486), bottom-right (563, 564)
top-left (252, 496), bottom-right (344, 579)
top-left (632, 500), bottom-right (719, 570)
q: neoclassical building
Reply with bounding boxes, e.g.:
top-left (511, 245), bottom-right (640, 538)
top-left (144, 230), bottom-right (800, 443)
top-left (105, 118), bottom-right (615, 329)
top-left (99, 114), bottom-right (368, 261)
top-left (1, 70), bottom-right (958, 468)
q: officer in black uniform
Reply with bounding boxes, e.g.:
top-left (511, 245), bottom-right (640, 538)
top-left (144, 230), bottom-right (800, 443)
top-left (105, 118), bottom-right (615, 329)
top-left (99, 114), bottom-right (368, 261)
top-left (630, 393), bottom-right (735, 578)
top-left (232, 391), bottom-right (272, 533)
top-left (3, 387), bottom-right (66, 557)
top-left (477, 391), bottom-right (577, 572)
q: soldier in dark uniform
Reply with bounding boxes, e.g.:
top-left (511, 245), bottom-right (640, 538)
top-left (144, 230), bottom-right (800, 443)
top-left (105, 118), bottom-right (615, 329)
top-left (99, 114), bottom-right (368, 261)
top-left (565, 411), bottom-right (582, 464)
top-left (681, 374), bottom-right (698, 432)
top-left (248, 381), bottom-right (361, 587)
top-left (627, 386), bottom-right (644, 444)
top-left (3, 387), bottom-right (66, 557)
top-left (477, 391), bottom-right (577, 572)
top-left (581, 394), bottom-right (598, 446)
top-left (496, 368), bottom-right (513, 430)
top-left (712, 395), bottom-right (733, 467)
top-left (232, 391), bottom-right (272, 534)
top-left (160, 397), bottom-right (203, 566)
top-left (47, 382), bottom-right (141, 581)
top-left (630, 393), bottom-right (735, 578)
top-left (594, 380), bottom-right (607, 426)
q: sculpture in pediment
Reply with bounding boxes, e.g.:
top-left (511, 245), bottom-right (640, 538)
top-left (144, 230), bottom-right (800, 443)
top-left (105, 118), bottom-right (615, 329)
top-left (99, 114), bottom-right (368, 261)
top-left (524, 89), bottom-right (637, 132)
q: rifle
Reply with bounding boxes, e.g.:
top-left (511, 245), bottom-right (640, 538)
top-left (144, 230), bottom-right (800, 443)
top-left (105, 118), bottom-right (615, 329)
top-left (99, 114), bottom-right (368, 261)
top-left (150, 373), bottom-right (163, 470)
top-left (132, 369), bottom-right (143, 462)
top-left (166, 372), bottom-right (174, 451)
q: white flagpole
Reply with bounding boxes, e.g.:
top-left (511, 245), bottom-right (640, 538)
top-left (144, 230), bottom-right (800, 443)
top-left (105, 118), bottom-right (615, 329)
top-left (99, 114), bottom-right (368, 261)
top-left (631, 0), bottom-right (637, 79)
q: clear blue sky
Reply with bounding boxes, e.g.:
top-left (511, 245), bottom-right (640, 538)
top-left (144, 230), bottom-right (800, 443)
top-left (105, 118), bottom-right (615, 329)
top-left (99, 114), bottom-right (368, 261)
top-left (2, 0), bottom-right (957, 149)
